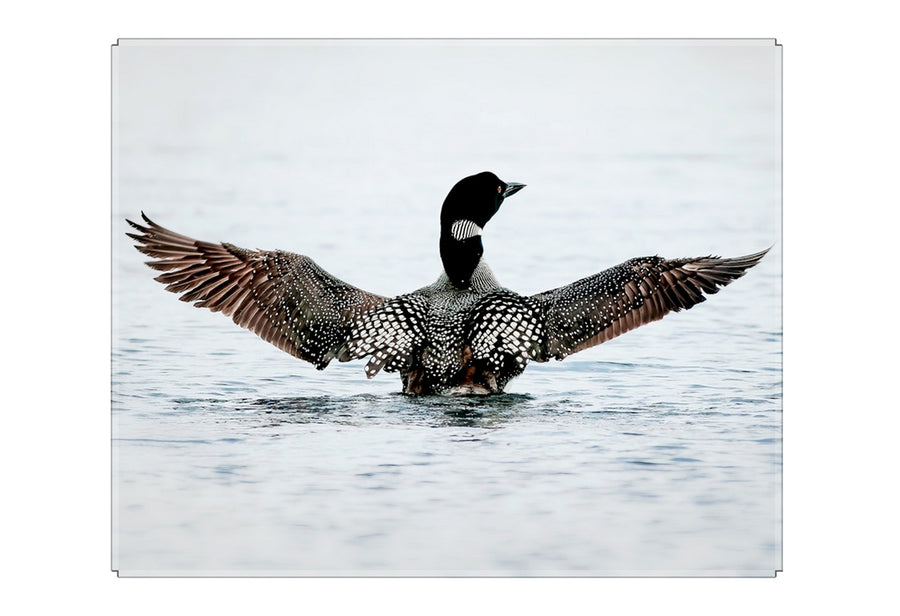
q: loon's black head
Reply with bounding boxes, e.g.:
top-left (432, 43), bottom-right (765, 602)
top-left (439, 172), bottom-right (526, 289)
top-left (440, 171), bottom-right (525, 229)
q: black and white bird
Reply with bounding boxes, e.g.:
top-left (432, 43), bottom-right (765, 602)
top-left (127, 171), bottom-right (768, 395)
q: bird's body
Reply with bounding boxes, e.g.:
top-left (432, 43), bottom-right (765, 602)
top-left (128, 172), bottom-right (768, 395)
top-left (353, 261), bottom-right (539, 395)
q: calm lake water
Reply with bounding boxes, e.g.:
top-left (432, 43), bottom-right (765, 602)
top-left (112, 39), bottom-right (781, 576)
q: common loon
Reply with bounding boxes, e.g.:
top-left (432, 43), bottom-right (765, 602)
top-left (127, 171), bottom-right (768, 395)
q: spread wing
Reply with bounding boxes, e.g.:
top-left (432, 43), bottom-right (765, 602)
top-left (127, 213), bottom-right (388, 369)
top-left (531, 249), bottom-right (769, 361)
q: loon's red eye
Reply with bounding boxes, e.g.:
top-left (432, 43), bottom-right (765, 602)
top-left (497, 185), bottom-right (502, 193)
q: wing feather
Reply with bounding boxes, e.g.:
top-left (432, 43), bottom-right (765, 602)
top-left (127, 213), bottom-right (388, 369)
top-left (532, 249), bottom-right (769, 360)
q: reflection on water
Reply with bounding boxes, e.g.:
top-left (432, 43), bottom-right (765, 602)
top-left (166, 393), bottom-right (554, 430)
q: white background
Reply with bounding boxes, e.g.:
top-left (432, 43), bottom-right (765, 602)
top-left (4, 1), bottom-right (897, 614)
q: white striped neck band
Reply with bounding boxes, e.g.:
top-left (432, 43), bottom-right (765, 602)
top-left (449, 219), bottom-right (483, 241)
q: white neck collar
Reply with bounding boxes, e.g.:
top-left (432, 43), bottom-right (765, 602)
top-left (449, 219), bottom-right (482, 241)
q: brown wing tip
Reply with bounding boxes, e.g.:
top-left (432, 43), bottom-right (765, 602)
top-left (734, 245), bottom-right (772, 264)
top-left (140, 211), bottom-right (156, 227)
top-left (126, 212), bottom-right (199, 245)
top-left (718, 246), bottom-right (772, 274)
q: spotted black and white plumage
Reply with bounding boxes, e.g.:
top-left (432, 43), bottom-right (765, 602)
top-left (127, 171), bottom-right (768, 395)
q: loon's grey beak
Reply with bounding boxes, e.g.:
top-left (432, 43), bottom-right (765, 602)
top-left (503, 182), bottom-right (526, 198)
